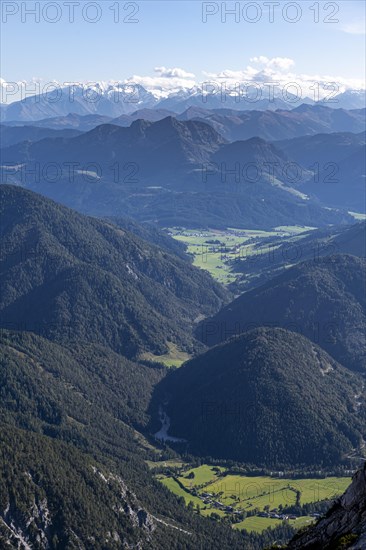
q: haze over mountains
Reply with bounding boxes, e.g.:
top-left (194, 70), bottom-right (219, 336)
top-left (277, 131), bottom-right (366, 167)
top-left (0, 124), bottom-right (83, 147)
top-left (1, 83), bottom-right (365, 121)
top-left (3, 104), bottom-right (365, 140)
top-left (2, 106), bottom-right (363, 229)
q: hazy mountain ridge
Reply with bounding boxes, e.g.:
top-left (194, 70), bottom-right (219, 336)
top-left (2, 84), bottom-right (365, 122)
top-left (0, 124), bottom-right (83, 147)
top-left (3, 104), bottom-right (365, 142)
top-left (1, 116), bottom-right (355, 229)
top-left (302, 144), bottom-right (366, 210)
top-left (178, 105), bottom-right (366, 142)
top-left (276, 131), bottom-right (366, 167)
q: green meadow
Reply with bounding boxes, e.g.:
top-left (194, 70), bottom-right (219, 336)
top-left (232, 514), bottom-right (315, 533)
top-left (140, 342), bottom-right (191, 367)
top-left (156, 465), bottom-right (351, 533)
top-left (201, 474), bottom-right (350, 509)
top-left (169, 226), bottom-right (316, 285)
top-left (157, 476), bottom-right (203, 507)
top-left (179, 464), bottom-right (225, 487)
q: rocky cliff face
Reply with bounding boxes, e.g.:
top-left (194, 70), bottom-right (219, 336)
top-left (0, 465), bottom-right (156, 549)
top-left (288, 463), bottom-right (366, 549)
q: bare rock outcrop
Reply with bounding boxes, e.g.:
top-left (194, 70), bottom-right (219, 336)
top-left (288, 463), bottom-right (366, 549)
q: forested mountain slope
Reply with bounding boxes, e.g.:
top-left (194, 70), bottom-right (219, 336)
top-left (0, 185), bottom-right (228, 359)
top-left (198, 254), bottom-right (366, 372)
top-left (156, 328), bottom-right (365, 467)
top-left (0, 330), bottom-right (248, 549)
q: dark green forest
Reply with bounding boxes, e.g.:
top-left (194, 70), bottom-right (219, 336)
top-left (0, 185), bottom-right (365, 549)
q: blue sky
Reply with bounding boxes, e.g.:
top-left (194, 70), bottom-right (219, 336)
top-left (1, 0), bottom-right (365, 98)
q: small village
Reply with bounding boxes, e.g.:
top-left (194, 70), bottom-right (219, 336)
top-left (155, 462), bottom-right (352, 533)
top-left (191, 489), bottom-right (321, 523)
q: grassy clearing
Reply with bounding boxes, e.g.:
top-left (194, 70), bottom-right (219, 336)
top-left (273, 225), bottom-right (316, 234)
top-left (178, 465), bottom-right (225, 488)
top-left (146, 459), bottom-right (187, 470)
top-left (158, 476), bottom-right (203, 507)
top-left (232, 515), bottom-right (315, 533)
top-left (288, 478), bottom-right (349, 504)
top-left (200, 508), bottom-right (226, 518)
top-left (140, 342), bottom-right (191, 368)
top-left (233, 516), bottom-right (284, 532)
top-left (133, 431), bottom-right (161, 454)
top-left (168, 226), bottom-right (316, 285)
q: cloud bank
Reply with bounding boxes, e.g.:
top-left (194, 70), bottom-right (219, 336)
top-left (1, 58), bottom-right (365, 104)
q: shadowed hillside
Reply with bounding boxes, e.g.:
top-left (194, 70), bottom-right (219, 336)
top-left (155, 328), bottom-right (366, 467)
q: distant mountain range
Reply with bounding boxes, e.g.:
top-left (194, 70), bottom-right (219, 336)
top-left (1, 83), bottom-right (365, 122)
top-left (0, 83), bottom-right (157, 121)
top-left (3, 104), bottom-right (365, 142)
top-left (0, 124), bottom-right (83, 147)
top-left (1, 114), bottom-right (358, 228)
top-left (276, 131), bottom-right (365, 167)
top-left (2, 104), bottom-right (364, 219)
top-left (177, 105), bottom-right (366, 142)
top-left (1, 112), bottom-right (113, 130)
top-left (303, 144), bottom-right (366, 211)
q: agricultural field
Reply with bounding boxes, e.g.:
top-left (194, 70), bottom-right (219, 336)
top-left (158, 476), bottom-right (203, 508)
top-left (179, 465), bottom-right (226, 487)
top-left (156, 464), bottom-right (352, 533)
top-left (232, 515), bottom-right (315, 533)
top-left (168, 226), bottom-right (316, 285)
top-left (201, 474), bottom-right (350, 509)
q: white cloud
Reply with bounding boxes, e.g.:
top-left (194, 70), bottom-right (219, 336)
top-left (1, 60), bottom-right (364, 104)
top-left (250, 56), bottom-right (295, 71)
top-left (340, 23), bottom-right (365, 35)
top-left (154, 66), bottom-right (195, 79)
top-left (124, 66), bottom-right (197, 98)
top-left (202, 56), bottom-right (365, 100)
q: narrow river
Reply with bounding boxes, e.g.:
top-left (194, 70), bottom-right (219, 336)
top-left (154, 406), bottom-right (186, 443)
